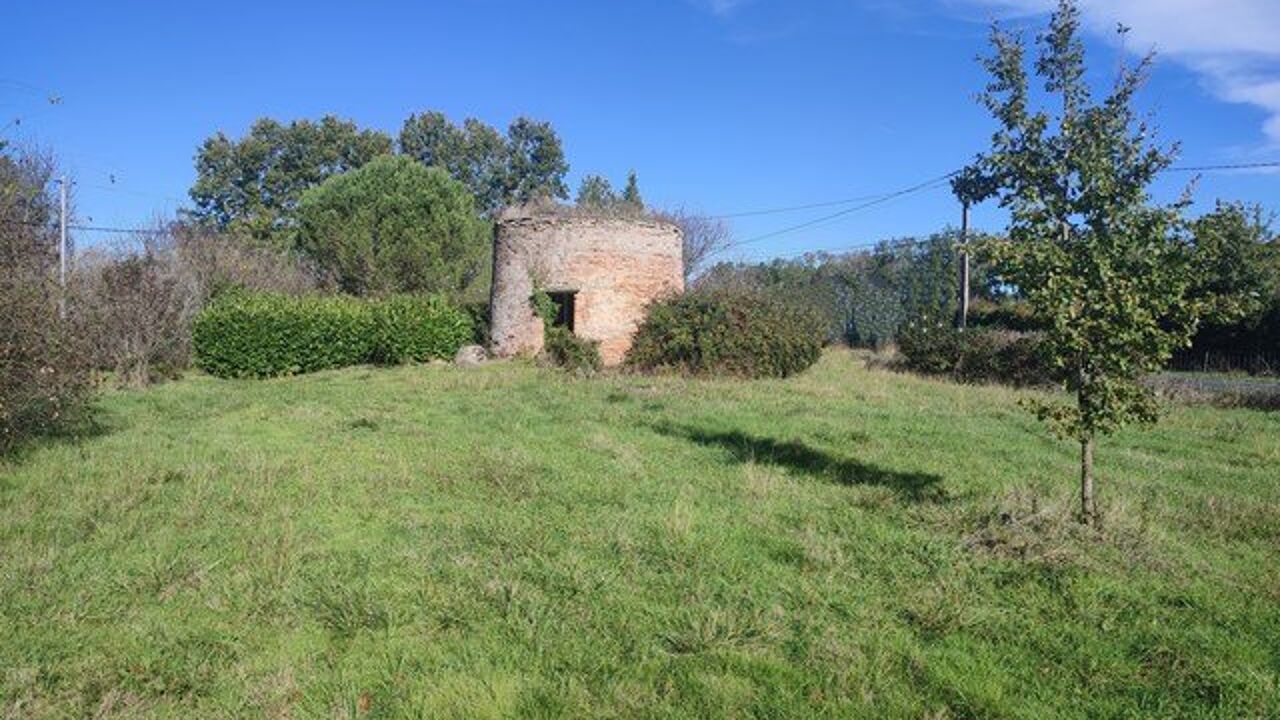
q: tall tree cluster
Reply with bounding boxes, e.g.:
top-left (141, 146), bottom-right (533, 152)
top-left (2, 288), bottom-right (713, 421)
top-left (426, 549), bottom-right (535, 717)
top-left (573, 170), bottom-right (645, 214)
top-left (187, 111), bottom-right (571, 244)
top-left (185, 111), bottom-right (572, 295)
top-left (399, 113), bottom-right (569, 215)
top-left (189, 117), bottom-right (393, 246)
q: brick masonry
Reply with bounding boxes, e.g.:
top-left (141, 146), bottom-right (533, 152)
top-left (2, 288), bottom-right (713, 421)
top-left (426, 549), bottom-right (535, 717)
top-left (488, 210), bottom-right (684, 365)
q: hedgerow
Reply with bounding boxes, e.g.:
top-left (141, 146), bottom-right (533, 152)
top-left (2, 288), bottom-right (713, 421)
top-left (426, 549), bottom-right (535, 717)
top-left (896, 320), bottom-right (1053, 387)
top-left (192, 292), bottom-right (471, 378)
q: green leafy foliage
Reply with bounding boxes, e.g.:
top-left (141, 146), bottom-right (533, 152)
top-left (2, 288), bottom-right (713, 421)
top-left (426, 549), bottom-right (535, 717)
top-left (626, 289), bottom-right (824, 378)
top-left (400, 113), bottom-right (571, 212)
top-left (398, 112), bottom-right (511, 216)
top-left (504, 118), bottom-right (570, 204)
top-left (187, 116), bottom-right (393, 246)
top-left (530, 289), bottom-right (602, 374)
top-left (543, 326), bottom-right (602, 375)
top-left (967, 298), bottom-right (1044, 332)
top-left (295, 156), bottom-right (490, 297)
top-left (574, 174), bottom-right (617, 209)
top-left (696, 231), bottom-right (997, 348)
top-left (1182, 202), bottom-right (1280, 365)
top-left (898, 322), bottom-right (1052, 387)
top-left (192, 292), bottom-right (472, 378)
top-left (970, 0), bottom-right (1206, 521)
top-left (367, 295), bottom-right (476, 366)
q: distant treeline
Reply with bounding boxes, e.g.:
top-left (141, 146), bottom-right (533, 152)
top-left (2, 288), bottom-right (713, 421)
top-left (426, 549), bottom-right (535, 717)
top-left (697, 202), bottom-right (1280, 373)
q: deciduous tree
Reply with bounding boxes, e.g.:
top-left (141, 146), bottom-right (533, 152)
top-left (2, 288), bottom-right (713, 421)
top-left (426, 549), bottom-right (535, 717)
top-left (399, 112), bottom-right (510, 216)
top-left (188, 116), bottom-right (392, 246)
top-left (972, 0), bottom-right (1203, 525)
top-left (505, 117), bottom-right (569, 204)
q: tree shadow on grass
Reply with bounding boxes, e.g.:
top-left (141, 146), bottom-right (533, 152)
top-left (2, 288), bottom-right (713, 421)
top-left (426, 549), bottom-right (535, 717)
top-left (652, 422), bottom-right (946, 502)
top-left (1, 409), bottom-right (113, 467)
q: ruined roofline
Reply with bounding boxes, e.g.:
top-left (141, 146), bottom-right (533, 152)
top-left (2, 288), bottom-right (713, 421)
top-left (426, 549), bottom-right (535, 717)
top-left (496, 203), bottom-right (683, 234)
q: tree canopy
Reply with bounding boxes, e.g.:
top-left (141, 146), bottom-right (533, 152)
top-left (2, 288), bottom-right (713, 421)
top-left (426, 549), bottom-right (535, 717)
top-left (189, 111), bottom-right (571, 246)
top-left (295, 155), bottom-right (490, 297)
top-left (1187, 202), bottom-right (1277, 327)
top-left (187, 116), bottom-right (393, 246)
top-left (504, 117), bottom-right (570, 205)
top-left (574, 174), bottom-right (617, 210)
top-left (621, 170), bottom-right (643, 210)
top-left (401, 113), bottom-right (570, 215)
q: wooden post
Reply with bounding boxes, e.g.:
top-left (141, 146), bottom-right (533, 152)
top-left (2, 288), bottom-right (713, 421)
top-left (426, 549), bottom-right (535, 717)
top-left (957, 201), bottom-right (970, 329)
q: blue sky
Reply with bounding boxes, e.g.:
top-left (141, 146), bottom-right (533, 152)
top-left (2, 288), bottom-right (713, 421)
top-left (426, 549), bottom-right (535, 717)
top-left (4, 0), bottom-right (1277, 262)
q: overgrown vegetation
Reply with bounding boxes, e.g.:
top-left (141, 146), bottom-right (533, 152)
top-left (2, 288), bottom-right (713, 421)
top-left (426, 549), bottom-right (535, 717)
top-left (71, 224), bottom-right (321, 387)
top-left (531, 289), bottom-right (602, 374)
top-left (627, 288), bottom-right (824, 378)
top-left (897, 321), bottom-right (1052, 387)
top-left (1, 352), bottom-right (1275, 717)
top-left (696, 231), bottom-right (995, 347)
top-left (0, 143), bottom-right (94, 454)
top-left (192, 292), bottom-right (472, 378)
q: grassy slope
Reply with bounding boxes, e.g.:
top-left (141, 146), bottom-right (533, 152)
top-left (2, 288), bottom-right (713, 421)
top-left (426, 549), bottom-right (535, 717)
top-left (1, 351), bottom-right (1277, 719)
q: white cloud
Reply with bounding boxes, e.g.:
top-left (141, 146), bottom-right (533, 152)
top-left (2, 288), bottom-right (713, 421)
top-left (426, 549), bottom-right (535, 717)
top-left (960, 0), bottom-right (1280, 147)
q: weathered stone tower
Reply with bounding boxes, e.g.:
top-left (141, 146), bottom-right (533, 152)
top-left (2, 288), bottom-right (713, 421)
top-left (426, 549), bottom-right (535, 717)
top-left (488, 208), bottom-right (684, 366)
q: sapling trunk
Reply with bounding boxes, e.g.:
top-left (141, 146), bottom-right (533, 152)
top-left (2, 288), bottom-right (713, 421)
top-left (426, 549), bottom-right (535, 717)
top-left (1080, 437), bottom-right (1096, 526)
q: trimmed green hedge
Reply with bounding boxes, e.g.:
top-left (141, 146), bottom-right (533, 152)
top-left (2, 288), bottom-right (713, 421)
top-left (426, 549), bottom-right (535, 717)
top-left (193, 293), bottom-right (472, 378)
top-left (626, 289), bottom-right (825, 378)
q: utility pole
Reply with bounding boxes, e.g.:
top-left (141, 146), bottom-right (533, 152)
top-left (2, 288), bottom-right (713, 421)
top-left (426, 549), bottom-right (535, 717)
top-left (58, 176), bottom-right (68, 319)
top-left (957, 201), bottom-right (970, 329)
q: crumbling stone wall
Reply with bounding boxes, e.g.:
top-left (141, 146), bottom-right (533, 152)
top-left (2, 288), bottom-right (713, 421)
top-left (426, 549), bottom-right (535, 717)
top-left (489, 209), bottom-right (684, 365)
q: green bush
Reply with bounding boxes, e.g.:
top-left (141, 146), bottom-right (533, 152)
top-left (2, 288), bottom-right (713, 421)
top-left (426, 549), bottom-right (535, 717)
top-left (528, 290), bottom-right (601, 374)
top-left (626, 289), bottom-right (824, 378)
top-left (968, 299), bottom-right (1044, 332)
top-left (543, 326), bottom-right (602, 375)
top-left (898, 320), bottom-right (1051, 387)
top-left (192, 292), bottom-right (471, 378)
top-left (368, 295), bottom-right (475, 365)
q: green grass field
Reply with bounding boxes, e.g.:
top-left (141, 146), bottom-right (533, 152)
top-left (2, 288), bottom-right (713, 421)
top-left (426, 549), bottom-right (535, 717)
top-left (2, 351), bottom-right (1277, 718)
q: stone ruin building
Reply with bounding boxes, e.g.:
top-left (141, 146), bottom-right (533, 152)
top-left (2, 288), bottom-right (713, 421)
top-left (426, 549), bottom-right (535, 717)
top-left (488, 208), bottom-right (684, 366)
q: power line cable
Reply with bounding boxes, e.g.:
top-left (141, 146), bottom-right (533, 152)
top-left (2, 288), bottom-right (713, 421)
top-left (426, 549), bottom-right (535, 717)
top-left (721, 172), bottom-right (959, 251)
top-left (4, 160), bottom-right (1274, 249)
top-left (709, 160), bottom-right (1280, 221)
top-left (4, 219), bottom-right (168, 235)
top-left (1164, 160), bottom-right (1280, 173)
top-left (713, 159), bottom-right (1280, 261)
top-left (711, 191), bottom-right (899, 219)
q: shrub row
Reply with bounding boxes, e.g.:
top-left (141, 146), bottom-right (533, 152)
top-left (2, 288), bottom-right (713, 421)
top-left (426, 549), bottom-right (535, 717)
top-left (192, 292), bottom-right (472, 378)
top-left (626, 289), bottom-right (824, 378)
top-left (897, 321), bottom-right (1053, 387)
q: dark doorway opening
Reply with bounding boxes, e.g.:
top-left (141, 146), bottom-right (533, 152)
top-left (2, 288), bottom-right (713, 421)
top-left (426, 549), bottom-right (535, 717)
top-left (548, 291), bottom-right (576, 333)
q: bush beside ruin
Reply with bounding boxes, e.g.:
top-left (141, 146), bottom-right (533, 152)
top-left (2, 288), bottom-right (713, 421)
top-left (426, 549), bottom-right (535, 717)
top-left (625, 289), bottom-right (824, 378)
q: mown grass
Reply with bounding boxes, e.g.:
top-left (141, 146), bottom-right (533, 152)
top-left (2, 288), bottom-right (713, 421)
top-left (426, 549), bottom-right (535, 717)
top-left (1, 350), bottom-right (1277, 718)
